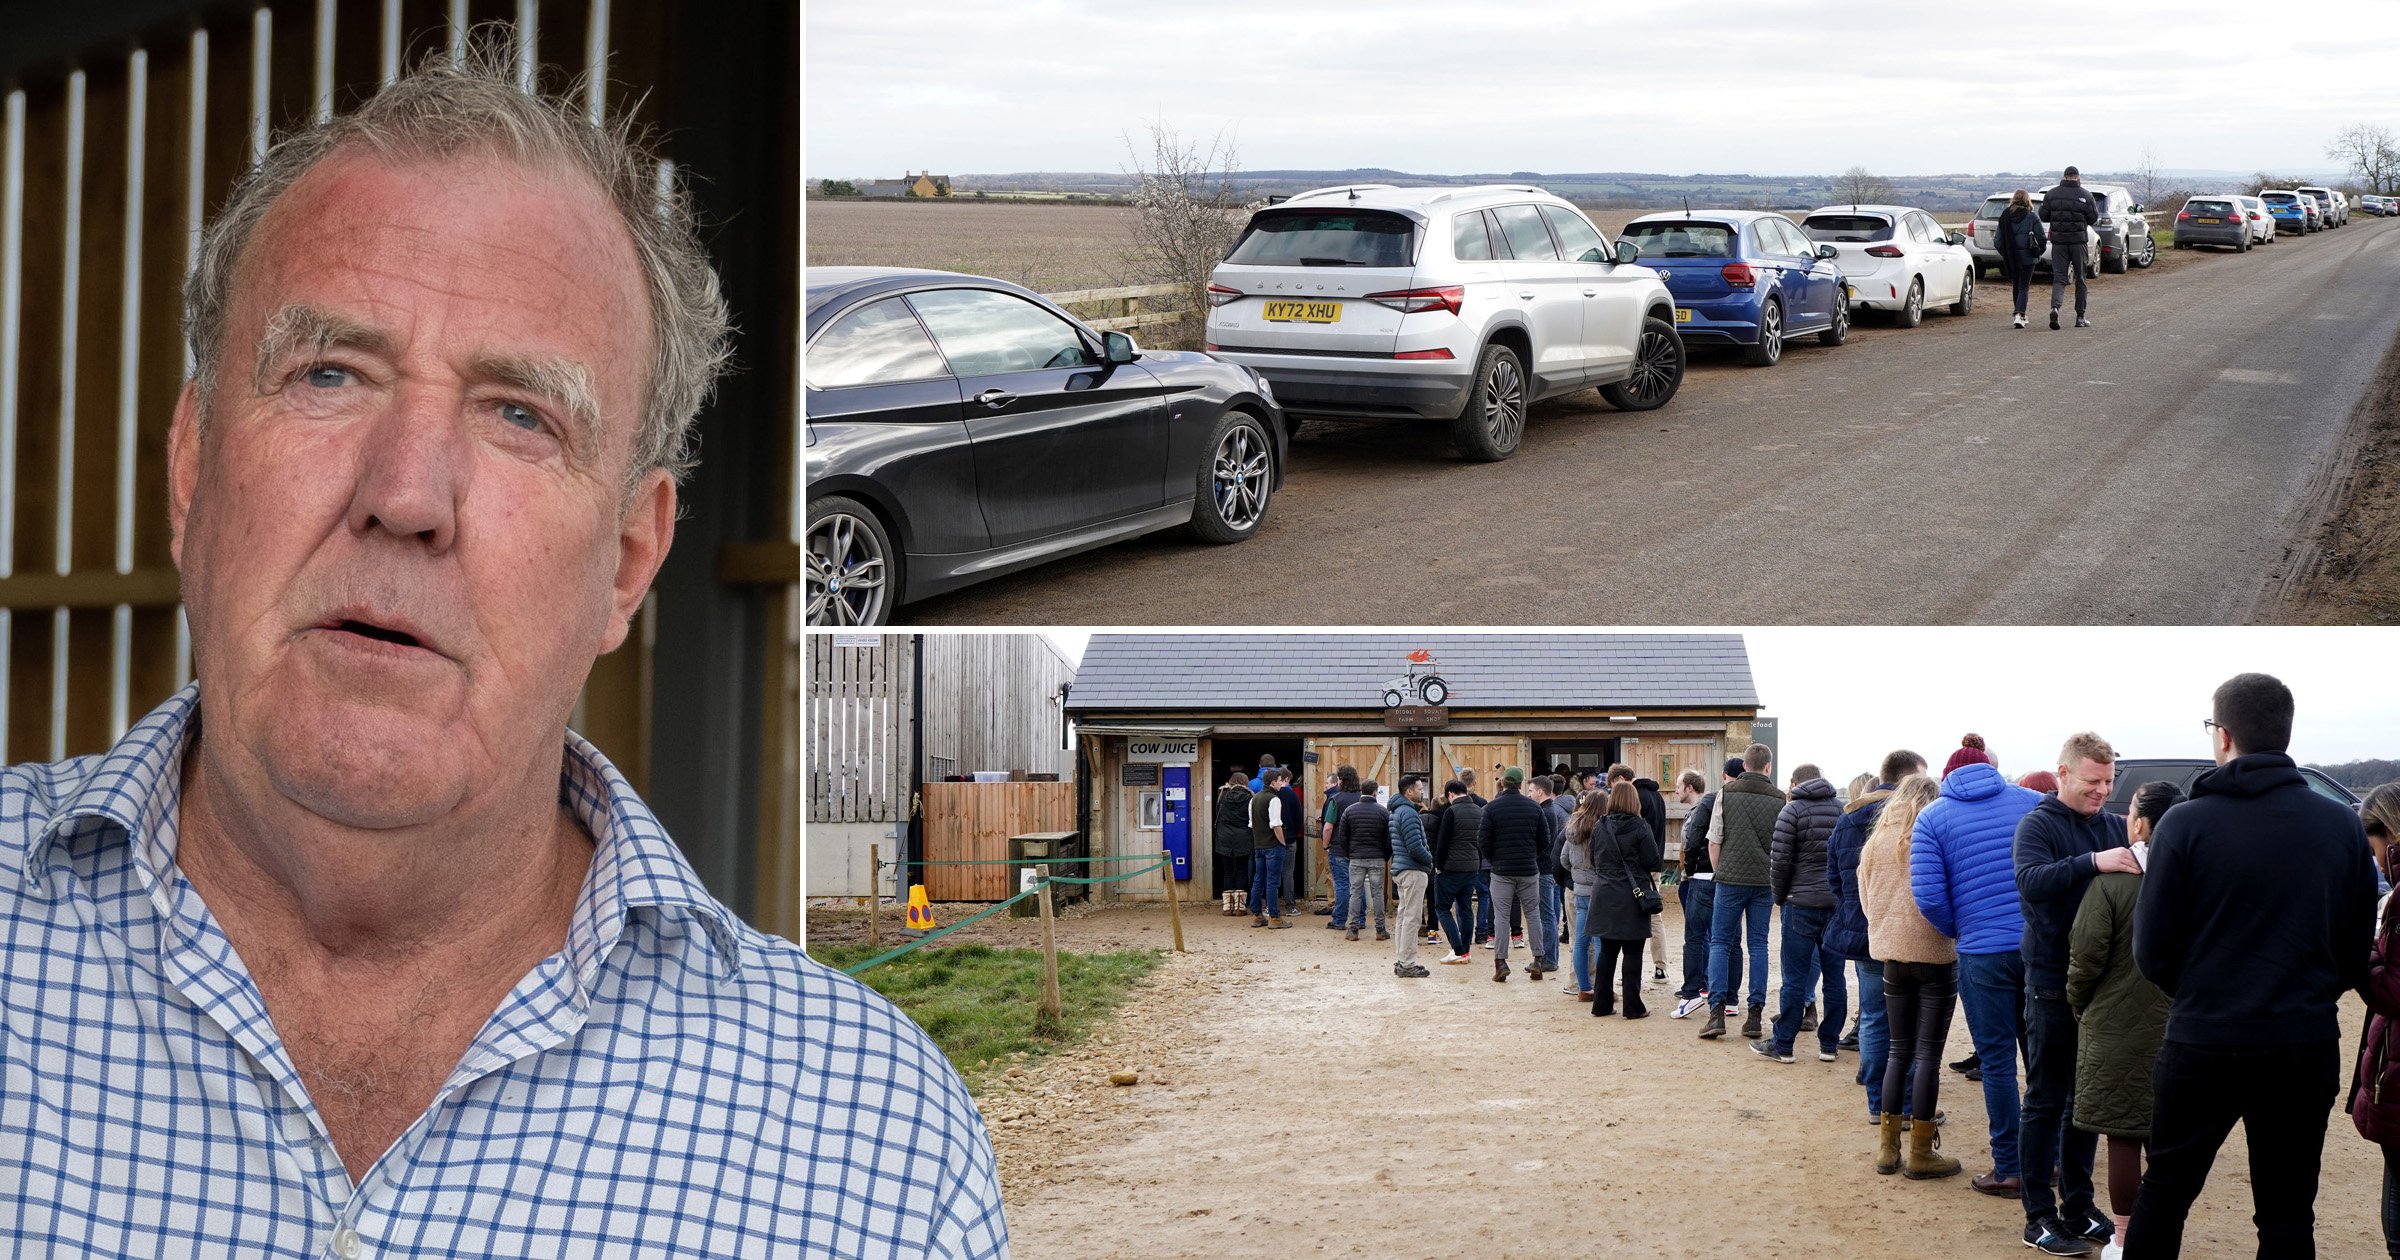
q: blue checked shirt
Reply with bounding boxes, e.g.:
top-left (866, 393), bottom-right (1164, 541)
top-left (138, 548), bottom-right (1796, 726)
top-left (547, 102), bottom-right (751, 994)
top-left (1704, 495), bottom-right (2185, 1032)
top-left (0, 685), bottom-right (1007, 1258)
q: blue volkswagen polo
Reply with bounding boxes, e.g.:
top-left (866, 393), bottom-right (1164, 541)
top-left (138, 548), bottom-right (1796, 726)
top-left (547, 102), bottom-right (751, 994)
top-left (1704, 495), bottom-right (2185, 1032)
top-left (1622, 210), bottom-right (1850, 366)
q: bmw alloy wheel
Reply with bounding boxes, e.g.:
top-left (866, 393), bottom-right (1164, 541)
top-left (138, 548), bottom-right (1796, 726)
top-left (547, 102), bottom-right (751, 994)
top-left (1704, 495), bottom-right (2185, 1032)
top-left (1625, 328), bottom-right (1677, 405)
top-left (806, 509), bottom-right (891, 627)
top-left (1211, 422), bottom-right (1271, 532)
top-left (1482, 353), bottom-right (1525, 451)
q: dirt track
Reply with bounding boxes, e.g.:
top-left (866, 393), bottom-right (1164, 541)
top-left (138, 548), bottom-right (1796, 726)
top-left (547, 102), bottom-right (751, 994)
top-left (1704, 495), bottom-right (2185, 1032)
top-left (942, 901), bottom-right (2386, 1260)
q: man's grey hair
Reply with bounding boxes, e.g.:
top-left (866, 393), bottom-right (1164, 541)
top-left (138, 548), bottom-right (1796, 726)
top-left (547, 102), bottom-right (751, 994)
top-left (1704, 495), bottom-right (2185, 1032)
top-left (182, 37), bottom-right (731, 487)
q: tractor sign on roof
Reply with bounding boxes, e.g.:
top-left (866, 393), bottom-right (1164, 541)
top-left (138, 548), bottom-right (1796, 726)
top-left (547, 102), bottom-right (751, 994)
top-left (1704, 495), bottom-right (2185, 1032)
top-left (1381, 652), bottom-right (1450, 708)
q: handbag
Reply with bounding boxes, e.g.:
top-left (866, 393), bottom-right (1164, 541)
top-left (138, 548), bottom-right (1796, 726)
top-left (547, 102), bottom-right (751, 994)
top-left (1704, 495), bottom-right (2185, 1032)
top-left (1613, 826), bottom-right (1663, 915)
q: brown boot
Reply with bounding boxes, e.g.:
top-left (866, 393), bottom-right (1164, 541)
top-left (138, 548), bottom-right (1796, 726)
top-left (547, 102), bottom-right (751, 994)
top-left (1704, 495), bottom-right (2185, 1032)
top-left (1269, 916), bottom-right (1290, 928)
top-left (1875, 1113), bottom-right (1905, 1176)
top-left (1251, 913), bottom-right (1268, 927)
top-left (1698, 1008), bottom-right (1728, 1040)
top-left (1903, 1121), bottom-right (1962, 1180)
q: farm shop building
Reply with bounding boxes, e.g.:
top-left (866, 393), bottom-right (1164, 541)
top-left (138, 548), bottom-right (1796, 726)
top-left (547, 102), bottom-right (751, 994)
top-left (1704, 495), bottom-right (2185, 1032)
top-left (1065, 634), bottom-right (1761, 904)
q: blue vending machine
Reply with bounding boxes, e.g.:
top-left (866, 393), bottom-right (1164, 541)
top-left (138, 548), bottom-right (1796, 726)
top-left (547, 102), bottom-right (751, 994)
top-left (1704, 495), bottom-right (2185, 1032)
top-left (1161, 765), bottom-right (1193, 881)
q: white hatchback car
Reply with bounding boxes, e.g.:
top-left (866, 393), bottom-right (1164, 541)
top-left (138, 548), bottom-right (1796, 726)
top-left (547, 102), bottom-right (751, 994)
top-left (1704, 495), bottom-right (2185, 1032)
top-left (2234, 195), bottom-right (2277, 244)
top-left (1205, 184), bottom-right (1683, 461)
top-left (1799, 205), bottom-right (1976, 327)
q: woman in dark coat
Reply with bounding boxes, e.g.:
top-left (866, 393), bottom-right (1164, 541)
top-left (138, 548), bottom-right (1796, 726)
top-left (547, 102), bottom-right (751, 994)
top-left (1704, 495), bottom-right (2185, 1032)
top-left (1585, 781), bottom-right (1661, 1020)
top-left (2350, 782), bottom-right (2400, 1259)
top-left (1997, 189), bottom-right (2047, 329)
top-left (1213, 772), bottom-right (1254, 914)
top-left (2067, 779), bottom-right (2181, 1259)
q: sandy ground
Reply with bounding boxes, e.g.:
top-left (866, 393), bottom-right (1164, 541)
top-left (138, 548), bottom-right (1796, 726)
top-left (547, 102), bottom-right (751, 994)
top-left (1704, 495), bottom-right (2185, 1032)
top-left (844, 898), bottom-right (2391, 1259)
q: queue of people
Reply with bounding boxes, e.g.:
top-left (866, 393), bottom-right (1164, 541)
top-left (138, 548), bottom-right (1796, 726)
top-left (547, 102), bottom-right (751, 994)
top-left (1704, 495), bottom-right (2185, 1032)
top-left (1239, 672), bottom-right (2389, 1259)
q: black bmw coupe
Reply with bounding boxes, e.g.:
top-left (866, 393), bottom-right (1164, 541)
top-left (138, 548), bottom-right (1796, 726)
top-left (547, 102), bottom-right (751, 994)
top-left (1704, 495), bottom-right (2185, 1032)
top-left (805, 268), bottom-right (1287, 626)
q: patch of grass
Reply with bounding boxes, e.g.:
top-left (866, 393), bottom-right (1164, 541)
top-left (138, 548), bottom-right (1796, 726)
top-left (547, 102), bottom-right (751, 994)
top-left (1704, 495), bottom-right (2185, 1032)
top-left (809, 942), bottom-right (1167, 1091)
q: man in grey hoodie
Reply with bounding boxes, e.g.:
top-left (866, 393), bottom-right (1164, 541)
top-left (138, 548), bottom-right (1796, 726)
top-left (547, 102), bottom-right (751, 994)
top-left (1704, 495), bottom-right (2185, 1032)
top-left (1389, 776), bottom-right (1435, 978)
top-left (2041, 165), bottom-right (2101, 330)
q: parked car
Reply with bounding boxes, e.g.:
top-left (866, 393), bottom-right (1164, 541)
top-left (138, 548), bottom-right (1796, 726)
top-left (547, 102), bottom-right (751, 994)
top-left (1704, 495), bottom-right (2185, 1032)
top-left (2104, 758), bottom-right (2361, 816)
top-left (1800, 205), bottom-right (1975, 327)
top-left (2234, 195), bottom-right (2277, 244)
top-left (2261, 189), bottom-right (2320, 234)
top-left (2172, 196), bottom-right (2252, 251)
top-left (804, 267), bottom-right (1286, 626)
top-left (1963, 192), bottom-right (2018, 278)
top-left (1204, 183), bottom-right (1683, 462)
top-left (2037, 181), bottom-right (2155, 273)
top-left (2297, 185), bottom-right (2348, 227)
top-left (1620, 210), bottom-right (1849, 366)
top-left (2360, 194), bottom-right (2393, 216)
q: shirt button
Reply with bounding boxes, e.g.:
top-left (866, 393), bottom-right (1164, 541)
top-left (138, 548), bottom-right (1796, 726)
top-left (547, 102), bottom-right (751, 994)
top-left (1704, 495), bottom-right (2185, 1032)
top-left (333, 1227), bottom-right (362, 1259)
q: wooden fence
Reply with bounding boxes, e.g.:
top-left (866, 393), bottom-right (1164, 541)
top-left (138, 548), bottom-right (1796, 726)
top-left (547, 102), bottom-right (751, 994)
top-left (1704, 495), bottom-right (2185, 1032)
top-left (921, 780), bottom-right (1074, 902)
top-left (1045, 282), bottom-right (1193, 332)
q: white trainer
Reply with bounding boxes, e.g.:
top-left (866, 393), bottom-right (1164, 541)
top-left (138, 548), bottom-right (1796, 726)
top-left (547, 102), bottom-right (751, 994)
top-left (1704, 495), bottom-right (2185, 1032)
top-left (1672, 995), bottom-right (1710, 1019)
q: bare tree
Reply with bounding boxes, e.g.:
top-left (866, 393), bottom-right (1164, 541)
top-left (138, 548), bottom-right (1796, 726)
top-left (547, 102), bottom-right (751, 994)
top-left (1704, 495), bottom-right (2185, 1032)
top-left (1123, 123), bottom-right (1248, 348)
top-left (1832, 165), bottom-right (1893, 205)
top-left (2328, 122), bottom-right (2400, 195)
top-left (2131, 146), bottom-right (2166, 209)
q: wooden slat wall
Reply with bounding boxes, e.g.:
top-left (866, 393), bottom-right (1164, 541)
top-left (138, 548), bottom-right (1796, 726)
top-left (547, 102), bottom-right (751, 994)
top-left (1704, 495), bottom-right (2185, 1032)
top-left (1622, 735), bottom-right (1724, 790)
top-left (805, 634), bottom-right (908, 824)
top-left (917, 632), bottom-right (1074, 782)
top-left (0, 1), bottom-right (657, 776)
top-left (921, 781), bottom-right (1075, 902)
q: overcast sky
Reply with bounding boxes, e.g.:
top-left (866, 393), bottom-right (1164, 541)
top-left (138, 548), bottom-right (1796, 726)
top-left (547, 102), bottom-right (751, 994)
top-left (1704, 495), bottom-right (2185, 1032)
top-left (1036, 629), bottom-right (2400, 784)
top-left (804, 0), bottom-right (2394, 179)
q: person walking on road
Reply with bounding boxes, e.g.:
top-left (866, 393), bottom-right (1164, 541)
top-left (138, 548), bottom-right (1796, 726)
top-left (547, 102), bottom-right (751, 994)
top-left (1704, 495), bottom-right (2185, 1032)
top-left (1336, 780), bottom-right (1392, 942)
top-left (1587, 781), bottom-right (1663, 1019)
top-left (1433, 780), bottom-right (1485, 963)
top-left (2348, 782), bottom-right (2400, 1260)
top-left (2068, 779), bottom-right (2183, 1260)
top-left (1248, 767), bottom-right (1294, 928)
top-left (1828, 749), bottom-right (1929, 1122)
top-left (2125, 674), bottom-right (2379, 1260)
top-left (1480, 769), bottom-right (1553, 983)
top-left (1672, 769), bottom-right (1721, 1019)
top-left (2015, 733), bottom-right (2138, 1257)
top-left (1215, 771), bottom-right (1254, 917)
top-left (2041, 166), bottom-right (2100, 330)
top-left (1702, 744), bottom-right (1785, 1042)
top-left (1389, 775), bottom-right (1435, 978)
top-left (1760, 765), bottom-right (1847, 1065)
top-left (1912, 734), bottom-right (2044, 1199)
top-left (1998, 189), bottom-right (2048, 329)
top-left (1563, 789), bottom-right (1609, 1002)
top-left (1861, 774), bottom-right (1963, 1180)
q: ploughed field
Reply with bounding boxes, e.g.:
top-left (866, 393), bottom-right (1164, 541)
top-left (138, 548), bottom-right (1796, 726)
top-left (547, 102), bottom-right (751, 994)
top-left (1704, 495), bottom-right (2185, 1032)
top-left (806, 199), bottom-right (1145, 292)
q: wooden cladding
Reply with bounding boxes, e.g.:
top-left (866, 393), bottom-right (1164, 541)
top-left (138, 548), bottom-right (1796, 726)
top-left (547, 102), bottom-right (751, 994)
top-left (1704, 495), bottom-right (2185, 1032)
top-left (921, 781), bottom-right (1075, 902)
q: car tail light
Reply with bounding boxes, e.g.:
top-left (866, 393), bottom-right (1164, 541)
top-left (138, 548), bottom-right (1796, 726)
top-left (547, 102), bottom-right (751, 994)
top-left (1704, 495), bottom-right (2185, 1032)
top-left (1393, 348), bottom-right (1456, 360)
top-left (1203, 343), bottom-right (1219, 351)
top-left (1719, 262), bottom-right (1757, 288)
top-left (1365, 285), bottom-right (1464, 316)
top-left (1205, 283), bottom-right (1243, 308)
top-left (2177, 211), bottom-right (2191, 221)
top-left (1864, 244), bottom-right (1905, 258)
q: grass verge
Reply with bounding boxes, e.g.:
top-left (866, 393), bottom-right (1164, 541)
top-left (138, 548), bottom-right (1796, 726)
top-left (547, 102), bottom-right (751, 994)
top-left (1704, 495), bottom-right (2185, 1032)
top-left (2283, 325), bottom-right (2400, 622)
top-left (809, 942), bottom-right (1167, 1092)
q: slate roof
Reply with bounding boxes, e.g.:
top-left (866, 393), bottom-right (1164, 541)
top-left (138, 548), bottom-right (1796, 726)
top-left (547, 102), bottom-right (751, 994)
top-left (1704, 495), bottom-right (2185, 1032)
top-left (1066, 634), bottom-right (1756, 713)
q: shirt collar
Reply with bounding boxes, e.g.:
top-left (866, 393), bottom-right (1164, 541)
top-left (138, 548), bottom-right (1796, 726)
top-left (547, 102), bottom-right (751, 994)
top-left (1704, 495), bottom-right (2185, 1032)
top-left (27, 683), bottom-right (744, 980)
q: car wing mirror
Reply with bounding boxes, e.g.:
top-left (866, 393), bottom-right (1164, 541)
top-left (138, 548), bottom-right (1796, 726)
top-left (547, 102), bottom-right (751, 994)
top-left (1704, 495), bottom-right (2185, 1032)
top-left (1614, 239), bottom-right (1640, 265)
top-left (1102, 330), bottom-right (1140, 364)
top-left (1946, 232), bottom-right (1964, 246)
top-left (1816, 243), bottom-right (1838, 260)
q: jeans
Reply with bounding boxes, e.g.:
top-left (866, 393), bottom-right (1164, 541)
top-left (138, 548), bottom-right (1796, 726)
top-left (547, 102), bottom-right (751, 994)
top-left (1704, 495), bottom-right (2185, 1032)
top-left (1435, 872), bottom-right (1477, 956)
top-left (1571, 893), bottom-right (1598, 993)
top-left (1855, 959), bottom-right (1890, 1116)
top-left (1488, 874), bottom-right (1544, 967)
top-left (1538, 873), bottom-right (1561, 952)
top-left (1957, 950), bottom-right (2026, 1178)
top-left (1323, 849), bottom-right (1352, 924)
top-left (1344, 858), bottom-right (1388, 932)
top-left (1706, 881), bottom-right (1772, 1011)
top-left (2124, 1038), bottom-right (2341, 1260)
top-left (2050, 237), bottom-right (2090, 317)
top-left (1678, 878), bottom-right (1716, 1000)
top-left (2022, 986), bottom-right (2098, 1224)
top-left (1593, 937), bottom-right (1648, 1016)
top-left (1769, 902), bottom-right (1846, 1055)
top-left (2010, 265), bottom-right (2034, 316)
top-left (1881, 959), bottom-right (1958, 1123)
top-left (1248, 844), bottom-right (1287, 920)
top-left (1475, 869), bottom-right (1494, 940)
top-left (1392, 869), bottom-right (1428, 966)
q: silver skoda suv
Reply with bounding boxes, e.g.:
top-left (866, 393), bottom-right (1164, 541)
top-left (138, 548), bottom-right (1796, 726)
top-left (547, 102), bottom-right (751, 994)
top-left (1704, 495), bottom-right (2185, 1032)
top-left (1204, 184), bottom-right (1684, 461)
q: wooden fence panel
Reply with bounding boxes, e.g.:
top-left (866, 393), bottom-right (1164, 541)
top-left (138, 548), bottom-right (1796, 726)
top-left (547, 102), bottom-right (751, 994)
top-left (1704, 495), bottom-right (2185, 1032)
top-left (922, 780), bottom-right (1075, 902)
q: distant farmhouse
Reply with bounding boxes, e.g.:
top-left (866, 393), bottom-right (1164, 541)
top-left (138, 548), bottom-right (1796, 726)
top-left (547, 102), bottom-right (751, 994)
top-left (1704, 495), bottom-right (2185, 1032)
top-left (861, 170), bottom-right (952, 198)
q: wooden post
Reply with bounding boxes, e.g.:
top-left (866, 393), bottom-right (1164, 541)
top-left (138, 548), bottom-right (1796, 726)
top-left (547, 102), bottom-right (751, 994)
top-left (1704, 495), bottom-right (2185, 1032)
top-left (1161, 849), bottom-right (1186, 953)
top-left (867, 844), bottom-right (881, 949)
top-left (1036, 865), bottom-right (1063, 1022)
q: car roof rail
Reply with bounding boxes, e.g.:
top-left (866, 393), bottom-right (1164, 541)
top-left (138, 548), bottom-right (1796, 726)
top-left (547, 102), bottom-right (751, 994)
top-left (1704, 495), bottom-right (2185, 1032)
top-left (1423, 184), bottom-right (1548, 203)
top-left (1282, 183), bottom-right (1403, 203)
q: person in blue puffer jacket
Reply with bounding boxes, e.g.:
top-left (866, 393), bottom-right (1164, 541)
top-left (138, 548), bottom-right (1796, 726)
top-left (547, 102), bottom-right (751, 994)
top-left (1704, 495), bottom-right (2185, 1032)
top-left (1827, 749), bottom-right (1929, 1122)
top-left (1911, 735), bottom-right (2045, 1200)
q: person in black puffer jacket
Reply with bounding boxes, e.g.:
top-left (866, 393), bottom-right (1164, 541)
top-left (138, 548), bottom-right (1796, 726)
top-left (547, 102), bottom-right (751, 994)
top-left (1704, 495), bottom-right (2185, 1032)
top-left (1826, 749), bottom-right (1929, 1120)
top-left (1480, 771), bottom-right (1555, 982)
top-left (1335, 785), bottom-right (1392, 941)
top-left (1762, 768), bottom-right (1846, 1061)
top-left (1996, 189), bottom-right (2047, 328)
top-left (2040, 166), bottom-right (2100, 329)
top-left (1432, 782), bottom-right (1485, 962)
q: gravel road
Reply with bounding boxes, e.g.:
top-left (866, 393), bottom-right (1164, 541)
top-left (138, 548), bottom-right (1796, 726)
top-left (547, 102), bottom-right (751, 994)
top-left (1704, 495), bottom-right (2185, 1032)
top-left (903, 218), bottom-right (2400, 625)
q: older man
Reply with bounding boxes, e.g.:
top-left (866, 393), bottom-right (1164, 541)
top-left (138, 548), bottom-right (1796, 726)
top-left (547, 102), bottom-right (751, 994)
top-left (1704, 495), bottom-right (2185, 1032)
top-left (0, 52), bottom-right (1003, 1258)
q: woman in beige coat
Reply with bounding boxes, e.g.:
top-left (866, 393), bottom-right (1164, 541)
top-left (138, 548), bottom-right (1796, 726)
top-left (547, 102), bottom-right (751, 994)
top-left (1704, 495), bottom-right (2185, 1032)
top-left (1858, 774), bottom-right (1961, 1179)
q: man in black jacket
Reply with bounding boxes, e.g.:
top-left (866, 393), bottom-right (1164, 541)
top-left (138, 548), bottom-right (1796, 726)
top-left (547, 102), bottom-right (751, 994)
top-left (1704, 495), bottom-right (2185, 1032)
top-left (2124, 675), bottom-right (2379, 1260)
top-left (2014, 733), bottom-right (2137, 1256)
top-left (1320, 768), bottom-right (1360, 928)
top-left (1760, 767), bottom-right (1845, 1064)
top-left (1673, 759), bottom-right (1743, 1019)
top-left (1479, 769), bottom-right (1552, 983)
top-left (2041, 165), bottom-right (2100, 330)
top-left (1335, 782), bottom-right (1392, 942)
top-left (1432, 781), bottom-right (1484, 963)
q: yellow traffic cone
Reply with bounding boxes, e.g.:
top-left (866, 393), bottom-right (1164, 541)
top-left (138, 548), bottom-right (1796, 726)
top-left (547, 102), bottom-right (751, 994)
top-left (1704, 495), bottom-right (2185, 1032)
top-left (905, 885), bottom-right (935, 931)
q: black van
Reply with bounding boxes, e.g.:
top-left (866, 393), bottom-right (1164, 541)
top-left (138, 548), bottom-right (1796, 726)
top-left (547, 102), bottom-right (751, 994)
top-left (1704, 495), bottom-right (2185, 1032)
top-left (2104, 758), bottom-right (2360, 816)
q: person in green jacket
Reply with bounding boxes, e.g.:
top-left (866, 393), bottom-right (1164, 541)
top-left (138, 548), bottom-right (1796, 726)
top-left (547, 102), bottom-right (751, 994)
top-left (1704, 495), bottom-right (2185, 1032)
top-left (2067, 779), bottom-right (2184, 1260)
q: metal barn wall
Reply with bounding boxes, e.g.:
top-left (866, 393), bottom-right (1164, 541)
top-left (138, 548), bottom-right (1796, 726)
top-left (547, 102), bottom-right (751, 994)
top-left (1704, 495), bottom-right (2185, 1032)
top-left (917, 632), bottom-right (1074, 783)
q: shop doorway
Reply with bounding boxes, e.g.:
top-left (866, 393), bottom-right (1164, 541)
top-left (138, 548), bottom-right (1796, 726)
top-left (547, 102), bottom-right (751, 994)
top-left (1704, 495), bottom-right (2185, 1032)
top-left (1533, 740), bottom-right (1622, 784)
top-left (1209, 737), bottom-right (1306, 901)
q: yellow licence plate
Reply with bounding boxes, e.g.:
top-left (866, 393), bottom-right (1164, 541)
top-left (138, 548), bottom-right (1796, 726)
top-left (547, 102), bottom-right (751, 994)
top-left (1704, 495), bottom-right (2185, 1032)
top-left (2196, 217), bottom-right (2222, 224)
top-left (1673, 307), bottom-right (1693, 323)
top-left (1260, 300), bottom-right (1342, 323)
